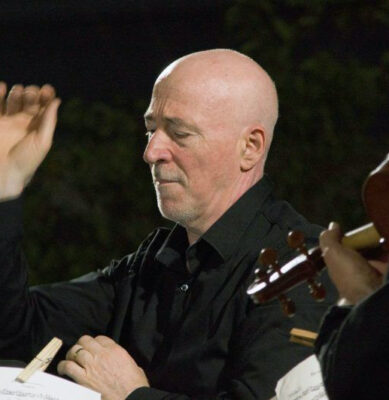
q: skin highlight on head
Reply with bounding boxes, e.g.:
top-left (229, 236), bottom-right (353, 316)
top-left (143, 49), bottom-right (279, 244)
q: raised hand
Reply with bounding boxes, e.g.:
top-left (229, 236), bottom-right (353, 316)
top-left (57, 335), bottom-right (149, 400)
top-left (0, 82), bottom-right (60, 200)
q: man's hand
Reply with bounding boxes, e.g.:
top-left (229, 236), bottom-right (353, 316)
top-left (57, 335), bottom-right (149, 400)
top-left (320, 222), bottom-right (389, 305)
top-left (0, 82), bottom-right (60, 200)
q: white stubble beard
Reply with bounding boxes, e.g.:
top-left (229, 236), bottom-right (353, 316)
top-left (151, 165), bottom-right (196, 226)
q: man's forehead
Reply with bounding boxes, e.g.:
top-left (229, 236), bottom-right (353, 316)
top-left (145, 82), bottom-right (197, 119)
top-left (144, 97), bottom-right (197, 127)
top-left (154, 60), bottom-right (180, 84)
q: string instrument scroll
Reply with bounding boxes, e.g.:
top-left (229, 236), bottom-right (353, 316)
top-left (247, 154), bottom-right (389, 316)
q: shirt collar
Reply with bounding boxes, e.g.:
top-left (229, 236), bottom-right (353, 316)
top-left (201, 175), bottom-right (274, 261)
top-left (155, 224), bottom-right (189, 272)
top-left (154, 175), bottom-right (274, 271)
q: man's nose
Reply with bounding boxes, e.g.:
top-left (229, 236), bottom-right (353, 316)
top-left (143, 130), bottom-right (172, 165)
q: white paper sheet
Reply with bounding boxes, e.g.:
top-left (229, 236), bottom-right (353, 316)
top-left (0, 367), bottom-right (100, 399)
top-left (275, 355), bottom-right (328, 400)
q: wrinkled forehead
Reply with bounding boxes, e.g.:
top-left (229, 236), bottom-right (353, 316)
top-left (145, 79), bottom-right (192, 119)
top-left (146, 74), bottom-right (208, 121)
top-left (145, 69), bottom-right (236, 123)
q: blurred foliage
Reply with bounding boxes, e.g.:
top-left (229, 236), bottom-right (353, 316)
top-left (24, 99), bottom-right (165, 284)
top-left (226, 0), bottom-right (389, 227)
top-left (24, 0), bottom-right (389, 283)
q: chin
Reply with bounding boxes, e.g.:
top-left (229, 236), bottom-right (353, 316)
top-left (157, 200), bottom-right (195, 226)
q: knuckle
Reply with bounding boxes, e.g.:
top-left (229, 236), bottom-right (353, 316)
top-left (95, 335), bottom-right (113, 343)
top-left (78, 335), bottom-right (93, 345)
top-left (25, 85), bottom-right (39, 91)
top-left (66, 344), bottom-right (79, 359)
top-left (10, 84), bottom-right (23, 90)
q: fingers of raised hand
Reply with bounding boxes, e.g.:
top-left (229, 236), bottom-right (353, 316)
top-left (0, 83), bottom-right (57, 117)
top-left (0, 82), bottom-right (7, 114)
top-left (35, 97), bottom-right (61, 150)
top-left (6, 84), bottom-right (24, 115)
top-left (20, 84), bottom-right (56, 117)
top-left (39, 84), bottom-right (56, 107)
top-left (22, 85), bottom-right (41, 115)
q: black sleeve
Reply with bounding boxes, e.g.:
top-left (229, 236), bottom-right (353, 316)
top-left (0, 198), bottom-right (116, 363)
top-left (315, 282), bottom-right (389, 400)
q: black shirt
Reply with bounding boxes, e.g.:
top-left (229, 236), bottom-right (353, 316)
top-left (0, 175), bottom-right (336, 400)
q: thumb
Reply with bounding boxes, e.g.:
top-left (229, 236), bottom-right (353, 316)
top-left (36, 98), bottom-right (61, 151)
top-left (319, 221), bottom-right (342, 251)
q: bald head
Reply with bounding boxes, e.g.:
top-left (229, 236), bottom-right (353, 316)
top-left (155, 49), bottom-right (278, 156)
top-left (144, 49), bottom-right (279, 238)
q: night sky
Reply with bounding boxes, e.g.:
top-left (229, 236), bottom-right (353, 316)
top-left (2, 0), bottom-right (233, 102)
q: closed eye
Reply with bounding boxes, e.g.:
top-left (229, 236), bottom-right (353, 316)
top-left (174, 131), bottom-right (190, 138)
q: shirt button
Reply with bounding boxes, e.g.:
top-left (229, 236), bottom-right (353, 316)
top-left (179, 283), bottom-right (189, 292)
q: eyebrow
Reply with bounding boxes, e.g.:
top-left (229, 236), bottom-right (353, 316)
top-left (144, 114), bottom-right (199, 133)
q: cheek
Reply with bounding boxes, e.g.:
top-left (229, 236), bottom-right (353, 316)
top-left (205, 140), bottom-right (241, 175)
top-left (175, 137), bottom-right (241, 190)
top-left (192, 150), bottom-right (239, 191)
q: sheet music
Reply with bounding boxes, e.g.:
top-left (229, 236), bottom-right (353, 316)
top-left (0, 367), bottom-right (100, 399)
top-left (275, 355), bottom-right (328, 400)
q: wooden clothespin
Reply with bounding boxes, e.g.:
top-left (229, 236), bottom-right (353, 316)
top-left (290, 328), bottom-right (318, 347)
top-left (16, 337), bottom-right (63, 383)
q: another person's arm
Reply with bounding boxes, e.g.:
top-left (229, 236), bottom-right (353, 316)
top-left (315, 222), bottom-right (389, 400)
top-left (319, 222), bottom-right (387, 305)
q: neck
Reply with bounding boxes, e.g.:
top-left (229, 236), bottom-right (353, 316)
top-left (186, 229), bottom-right (202, 246)
top-left (184, 172), bottom-right (263, 245)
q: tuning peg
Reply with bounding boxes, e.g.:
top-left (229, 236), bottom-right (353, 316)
top-left (254, 266), bottom-right (268, 281)
top-left (307, 278), bottom-right (326, 301)
top-left (258, 248), bottom-right (280, 271)
top-left (278, 293), bottom-right (296, 317)
top-left (288, 231), bottom-right (326, 303)
top-left (287, 230), bottom-right (308, 256)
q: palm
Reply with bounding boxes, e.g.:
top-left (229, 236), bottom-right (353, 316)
top-left (0, 83), bottom-right (60, 199)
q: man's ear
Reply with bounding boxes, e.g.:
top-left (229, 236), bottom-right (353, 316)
top-left (239, 125), bottom-right (266, 171)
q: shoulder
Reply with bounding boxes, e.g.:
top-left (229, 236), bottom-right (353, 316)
top-left (250, 175), bottom-right (322, 243)
top-left (262, 195), bottom-right (323, 240)
top-left (255, 195), bottom-right (322, 266)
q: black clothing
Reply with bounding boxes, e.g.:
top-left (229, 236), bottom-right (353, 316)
top-left (315, 275), bottom-right (389, 400)
top-left (0, 176), bottom-right (336, 400)
top-left (0, 360), bottom-right (25, 367)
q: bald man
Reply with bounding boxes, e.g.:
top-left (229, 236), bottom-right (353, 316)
top-left (0, 49), bottom-right (335, 400)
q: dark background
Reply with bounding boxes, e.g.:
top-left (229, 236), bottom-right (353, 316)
top-left (1, 0), bottom-right (231, 100)
top-left (2, 0), bottom-right (389, 283)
